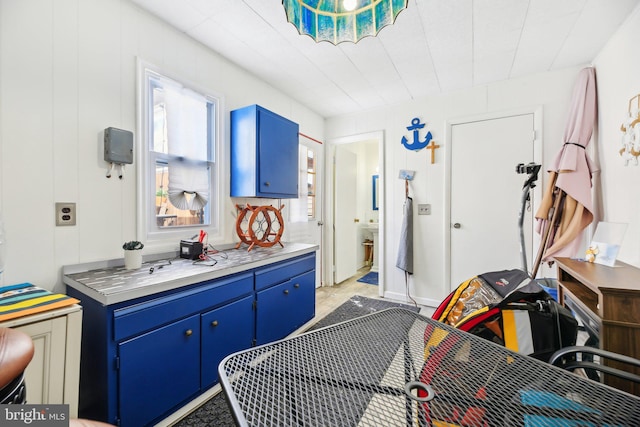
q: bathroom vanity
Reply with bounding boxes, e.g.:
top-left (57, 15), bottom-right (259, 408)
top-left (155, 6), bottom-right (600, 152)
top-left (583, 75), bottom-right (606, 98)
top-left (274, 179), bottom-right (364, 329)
top-left (63, 243), bottom-right (317, 427)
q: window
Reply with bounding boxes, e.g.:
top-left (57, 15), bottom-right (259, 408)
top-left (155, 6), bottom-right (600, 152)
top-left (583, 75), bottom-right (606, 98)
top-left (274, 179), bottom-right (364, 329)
top-left (290, 144), bottom-right (317, 222)
top-left (306, 148), bottom-right (317, 218)
top-left (138, 62), bottom-right (221, 241)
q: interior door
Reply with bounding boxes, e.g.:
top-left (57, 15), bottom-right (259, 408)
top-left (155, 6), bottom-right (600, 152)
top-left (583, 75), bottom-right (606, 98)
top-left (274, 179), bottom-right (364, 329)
top-left (450, 114), bottom-right (535, 290)
top-left (334, 146), bottom-right (358, 284)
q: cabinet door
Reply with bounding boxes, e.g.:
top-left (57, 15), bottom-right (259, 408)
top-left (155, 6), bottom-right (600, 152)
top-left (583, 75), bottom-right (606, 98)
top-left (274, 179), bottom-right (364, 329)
top-left (15, 317), bottom-right (66, 406)
top-left (118, 315), bottom-right (200, 427)
top-left (201, 295), bottom-right (254, 388)
top-left (255, 270), bottom-right (315, 346)
top-left (256, 280), bottom-right (293, 345)
top-left (288, 270), bottom-right (316, 330)
top-left (257, 107), bottom-right (299, 197)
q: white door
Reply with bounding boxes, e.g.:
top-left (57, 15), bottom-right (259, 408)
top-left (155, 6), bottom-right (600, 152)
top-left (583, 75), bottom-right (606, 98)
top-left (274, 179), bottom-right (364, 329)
top-left (450, 113), bottom-right (536, 290)
top-left (334, 146), bottom-right (358, 283)
top-left (287, 136), bottom-right (323, 287)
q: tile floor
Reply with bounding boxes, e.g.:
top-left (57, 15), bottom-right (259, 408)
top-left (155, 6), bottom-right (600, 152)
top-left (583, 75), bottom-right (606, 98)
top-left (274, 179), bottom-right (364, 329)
top-left (314, 268), bottom-right (433, 324)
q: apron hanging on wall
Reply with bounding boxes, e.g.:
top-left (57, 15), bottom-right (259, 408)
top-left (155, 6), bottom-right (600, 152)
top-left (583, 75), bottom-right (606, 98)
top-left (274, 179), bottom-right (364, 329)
top-left (396, 194), bottom-right (413, 275)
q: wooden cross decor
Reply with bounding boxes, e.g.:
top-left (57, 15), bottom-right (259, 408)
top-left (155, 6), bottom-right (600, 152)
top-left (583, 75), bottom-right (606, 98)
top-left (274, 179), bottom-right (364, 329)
top-left (426, 140), bottom-right (440, 164)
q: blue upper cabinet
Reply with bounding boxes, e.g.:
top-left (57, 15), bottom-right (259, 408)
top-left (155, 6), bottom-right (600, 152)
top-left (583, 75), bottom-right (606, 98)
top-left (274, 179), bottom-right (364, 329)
top-left (230, 105), bottom-right (299, 198)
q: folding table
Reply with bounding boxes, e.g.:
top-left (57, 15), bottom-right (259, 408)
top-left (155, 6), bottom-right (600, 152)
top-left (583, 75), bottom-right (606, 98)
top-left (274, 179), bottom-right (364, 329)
top-left (219, 308), bottom-right (640, 426)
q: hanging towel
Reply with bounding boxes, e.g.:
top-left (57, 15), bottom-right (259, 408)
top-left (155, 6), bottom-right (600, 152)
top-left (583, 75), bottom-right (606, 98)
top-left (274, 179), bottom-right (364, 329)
top-left (396, 197), bottom-right (413, 274)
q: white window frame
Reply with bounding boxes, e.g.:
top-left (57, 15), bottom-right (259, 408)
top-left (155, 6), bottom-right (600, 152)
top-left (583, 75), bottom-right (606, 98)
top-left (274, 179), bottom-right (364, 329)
top-left (136, 59), bottom-right (223, 246)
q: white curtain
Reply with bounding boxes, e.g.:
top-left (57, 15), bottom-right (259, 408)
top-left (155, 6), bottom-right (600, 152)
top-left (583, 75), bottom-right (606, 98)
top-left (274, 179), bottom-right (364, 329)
top-left (164, 85), bottom-right (210, 210)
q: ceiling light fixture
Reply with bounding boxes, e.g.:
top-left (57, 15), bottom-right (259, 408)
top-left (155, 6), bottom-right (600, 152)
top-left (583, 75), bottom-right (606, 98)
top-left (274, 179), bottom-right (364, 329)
top-left (282, 0), bottom-right (408, 45)
top-left (343, 0), bottom-right (357, 12)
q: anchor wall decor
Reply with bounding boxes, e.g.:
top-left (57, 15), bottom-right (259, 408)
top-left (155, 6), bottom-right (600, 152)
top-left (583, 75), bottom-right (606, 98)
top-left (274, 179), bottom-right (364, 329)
top-left (400, 117), bottom-right (440, 163)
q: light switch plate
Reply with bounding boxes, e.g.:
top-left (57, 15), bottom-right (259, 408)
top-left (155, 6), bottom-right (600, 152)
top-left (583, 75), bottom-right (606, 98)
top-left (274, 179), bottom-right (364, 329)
top-left (418, 204), bottom-right (431, 215)
top-left (56, 202), bottom-right (76, 226)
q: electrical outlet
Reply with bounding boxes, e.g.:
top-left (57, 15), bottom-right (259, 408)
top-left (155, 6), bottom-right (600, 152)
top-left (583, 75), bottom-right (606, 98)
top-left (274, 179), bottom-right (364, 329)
top-left (418, 204), bottom-right (431, 215)
top-left (56, 202), bottom-right (76, 226)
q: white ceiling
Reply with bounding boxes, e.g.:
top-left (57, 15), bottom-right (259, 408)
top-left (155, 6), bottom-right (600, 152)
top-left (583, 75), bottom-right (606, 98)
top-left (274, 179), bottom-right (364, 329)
top-left (129, 0), bottom-right (640, 119)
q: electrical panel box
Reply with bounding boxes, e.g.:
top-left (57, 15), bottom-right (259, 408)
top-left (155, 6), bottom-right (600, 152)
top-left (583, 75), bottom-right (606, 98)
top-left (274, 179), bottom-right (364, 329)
top-left (104, 127), bottom-right (133, 164)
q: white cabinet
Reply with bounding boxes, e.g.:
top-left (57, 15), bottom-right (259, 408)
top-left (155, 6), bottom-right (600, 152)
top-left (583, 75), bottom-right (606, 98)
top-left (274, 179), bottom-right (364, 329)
top-left (0, 305), bottom-right (82, 417)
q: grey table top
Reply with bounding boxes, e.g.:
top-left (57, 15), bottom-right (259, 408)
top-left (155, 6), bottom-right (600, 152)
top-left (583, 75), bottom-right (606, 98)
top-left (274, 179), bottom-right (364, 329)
top-left (63, 242), bottom-right (317, 305)
top-left (219, 308), bottom-right (640, 427)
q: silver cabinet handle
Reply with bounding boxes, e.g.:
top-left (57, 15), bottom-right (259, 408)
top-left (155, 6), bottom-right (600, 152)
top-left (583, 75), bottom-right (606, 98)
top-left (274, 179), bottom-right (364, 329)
top-left (453, 223), bottom-right (461, 229)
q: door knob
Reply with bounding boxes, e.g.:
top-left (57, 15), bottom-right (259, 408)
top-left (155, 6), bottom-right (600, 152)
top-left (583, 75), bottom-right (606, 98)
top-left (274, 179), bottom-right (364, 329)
top-left (354, 218), bottom-right (360, 223)
top-left (453, 223), bottom-right (461, 229)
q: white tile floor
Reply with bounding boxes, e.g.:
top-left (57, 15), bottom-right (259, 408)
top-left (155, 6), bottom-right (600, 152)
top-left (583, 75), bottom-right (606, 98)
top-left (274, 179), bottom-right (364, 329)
top-left (314, 268), bottom-right (434, 324)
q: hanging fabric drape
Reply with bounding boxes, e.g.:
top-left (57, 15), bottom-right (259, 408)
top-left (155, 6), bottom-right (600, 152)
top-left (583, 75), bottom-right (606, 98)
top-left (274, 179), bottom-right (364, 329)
top-left (534, 67), bottom-right (598, 270)
top-left (165, 85), bottom-right (210, 211)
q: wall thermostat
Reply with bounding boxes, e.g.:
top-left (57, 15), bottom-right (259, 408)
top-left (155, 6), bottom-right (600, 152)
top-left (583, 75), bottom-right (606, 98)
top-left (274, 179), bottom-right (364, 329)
top-left (104, 127), bottom-right (133, 165)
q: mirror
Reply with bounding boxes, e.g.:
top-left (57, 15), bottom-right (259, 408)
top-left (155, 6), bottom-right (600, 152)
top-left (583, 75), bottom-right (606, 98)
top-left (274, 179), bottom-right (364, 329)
top-left (372, 175), bottom-right (379, 211)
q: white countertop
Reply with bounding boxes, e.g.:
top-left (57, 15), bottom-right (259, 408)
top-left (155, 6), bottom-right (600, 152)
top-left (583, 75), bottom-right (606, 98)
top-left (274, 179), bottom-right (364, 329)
top-left (63, 242), bottom-right (318, 305)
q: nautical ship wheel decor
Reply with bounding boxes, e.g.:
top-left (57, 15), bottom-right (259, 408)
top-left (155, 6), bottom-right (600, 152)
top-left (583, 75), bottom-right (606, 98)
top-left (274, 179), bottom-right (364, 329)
top-left (235, 203), bottom-right (285, 251)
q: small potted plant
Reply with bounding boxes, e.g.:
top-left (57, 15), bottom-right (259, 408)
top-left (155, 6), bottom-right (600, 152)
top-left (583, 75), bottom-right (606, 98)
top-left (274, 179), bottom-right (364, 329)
top-left (123, 240), bottom-right (144, 270)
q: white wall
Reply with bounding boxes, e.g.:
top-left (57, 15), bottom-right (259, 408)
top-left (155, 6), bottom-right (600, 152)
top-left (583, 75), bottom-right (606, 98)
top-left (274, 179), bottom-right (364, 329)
top-left (2, 0), bottom-right (637, 300)
top-left (0, 0), bottom-right (324, 291)
top-left (591, 5), bottom-right (640, 266)
top-left (326, 67), bottom-right (583, 306)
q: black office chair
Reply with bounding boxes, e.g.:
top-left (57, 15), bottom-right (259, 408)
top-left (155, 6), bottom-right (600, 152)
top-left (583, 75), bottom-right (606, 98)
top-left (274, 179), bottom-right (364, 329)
top-left (0, 327), bottom-right (33, 403)
top-left (550, 345), bottom-right (640, 385)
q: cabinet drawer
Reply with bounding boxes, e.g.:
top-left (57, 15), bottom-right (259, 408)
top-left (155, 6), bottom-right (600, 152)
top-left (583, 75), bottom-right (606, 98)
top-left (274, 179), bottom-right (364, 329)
top-left (113, 273), bottom-right (253, 341)
top-left (255, 254), bottom-right (315, 291)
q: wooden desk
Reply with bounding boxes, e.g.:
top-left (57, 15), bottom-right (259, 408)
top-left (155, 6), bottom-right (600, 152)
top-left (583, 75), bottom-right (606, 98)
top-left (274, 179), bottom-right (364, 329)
top-left (555, 257), bottom-right (640, 395)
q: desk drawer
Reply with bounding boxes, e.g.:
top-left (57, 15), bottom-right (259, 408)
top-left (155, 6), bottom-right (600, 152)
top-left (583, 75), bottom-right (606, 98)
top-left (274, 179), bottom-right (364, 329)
top-left (113, 273), bottom-right (253, 341)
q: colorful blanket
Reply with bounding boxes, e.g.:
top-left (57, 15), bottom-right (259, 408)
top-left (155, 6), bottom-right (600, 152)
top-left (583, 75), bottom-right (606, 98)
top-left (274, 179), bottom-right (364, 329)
top-left (0, 283), bottom-right (79, 321)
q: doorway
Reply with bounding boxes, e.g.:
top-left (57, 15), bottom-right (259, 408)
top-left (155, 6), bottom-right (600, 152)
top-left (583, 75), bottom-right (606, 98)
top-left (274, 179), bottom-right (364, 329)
top-left (325, 131), bottom-right (384, 296)
top-left (446, 109), bottom-right (541, 292)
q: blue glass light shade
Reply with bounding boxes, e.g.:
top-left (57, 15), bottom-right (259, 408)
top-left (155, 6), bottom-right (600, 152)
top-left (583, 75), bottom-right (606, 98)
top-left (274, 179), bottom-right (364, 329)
top-left (282, 0), bottom-right (408, 45)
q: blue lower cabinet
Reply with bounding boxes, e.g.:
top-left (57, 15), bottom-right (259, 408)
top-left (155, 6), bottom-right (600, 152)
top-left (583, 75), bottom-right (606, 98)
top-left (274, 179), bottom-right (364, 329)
top-left (256, 269), bottom-right (316, 346)
top-left (65, 252), bottom-right (316, 427)
top-left (118, 315), bottom-right (201, 427)
top-left (201, 295), bottom-right (254, 387)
